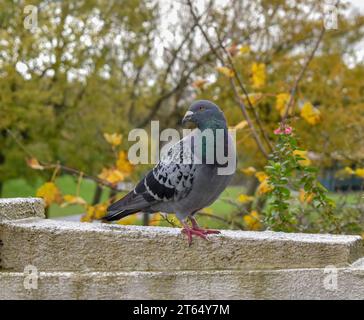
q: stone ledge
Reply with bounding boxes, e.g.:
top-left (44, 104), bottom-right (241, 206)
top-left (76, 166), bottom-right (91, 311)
top-left (1, 268), bottom-right (364, 300)
top-left (0, 218), bottom-right (362, 272)
top-left (0, 198), bottom-right (45, 221)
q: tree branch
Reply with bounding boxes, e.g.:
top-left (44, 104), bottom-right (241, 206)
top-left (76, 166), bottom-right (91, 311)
top-left (214, 30), bottom-right (273, 152)
top-left (6, 129), bottom-right (129, 192)
top-left (282, 27), bottom-right (325, 122)
top-left (186, 0), bottom-right (270, 158)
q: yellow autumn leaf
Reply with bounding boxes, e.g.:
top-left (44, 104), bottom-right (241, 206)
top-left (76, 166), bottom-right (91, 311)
top-left (167, 214), bottom-right (181, 227)
top-left (232, 120), bottom-right (248, 130)
top-left (26, 157), bottom-right (44, 170)
top-left (300, 102), bottom-right (321, 125)
top-left (98, 168), bottom-right (125, 184)
top-left (117, 214), bottom-right (138, 225)
top-left (94, 203), bottom-right (107, 220)
top-left (80, 216), bottom-right (92, 222)
top-left (239, 45), bottom-right (250, 55)
top-left (241, 92), bottom-right (263, 107)
top-left (299, 189), bottom-right (314, 204)
top-left (240, 166), bottom-right (257, 176)
top-left (354, 168), bottom-right (364, 178)
top-left (116, 151), bottom-right (134, 175)
top-left (257, 180), bottom-right (274, 195)
top-left (81, 215), bottom-right (92, 222)
top-left (192, 79), bottom-right (208, 89)
top-left (243, 211), bottom-right (262, 230)
top-left (275, 93), bottom-right (291, 117)
top-left (335, 167), bottom-right (354, 179)
top-left (104, 132), bottom-right (122, 147)
top-left (98, 168), bottom-right (110, 180)
top-left (81, 205), bottom-right (95, 222)
top-left (238, 194), bottom-right (254, 203)
top-left (62, 194), bottom-right (87, 207)
top-left (149, 212), bottom-right (163, 226)
top-left (293, 150), bottom-right (311, 166)
top-left (107, 169), bottom-right (125, 184)
top-left (251, 62), bottom-right (266, 88)
top-left (216, 66), bottom-right (234, 78)
top-left (255, 171), bottom-right (268, 182)
top-left (202, 207), bottom-right (213, 215)
top-left (36, 182), bottom-right (62, 207)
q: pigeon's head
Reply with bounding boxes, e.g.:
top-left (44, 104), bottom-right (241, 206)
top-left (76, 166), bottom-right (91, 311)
top-left (182, 100), bottom-right (226, 129)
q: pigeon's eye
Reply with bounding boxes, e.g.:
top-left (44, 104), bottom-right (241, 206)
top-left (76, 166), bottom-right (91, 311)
top-left (199, 106), bottom-right (205, 111)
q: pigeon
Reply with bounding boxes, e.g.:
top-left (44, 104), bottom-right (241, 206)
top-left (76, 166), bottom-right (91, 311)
top-left (104, 100), bottom-right (236, 244)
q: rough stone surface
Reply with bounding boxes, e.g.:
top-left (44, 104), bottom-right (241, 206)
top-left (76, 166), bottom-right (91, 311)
top-left (1, 197), bottom-right (364, 300)
top-left (1, 267), bottom-right (364, 300)
top-left (0, 218), bottom-right (362, 272)
top-left (0, 198), bottom-right (45, 221)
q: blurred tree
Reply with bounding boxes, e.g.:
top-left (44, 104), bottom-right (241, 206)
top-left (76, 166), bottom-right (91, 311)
top-left (187, 0), bottom-right (364, 171)
top-left (0, 0), bottom-right (207, 192)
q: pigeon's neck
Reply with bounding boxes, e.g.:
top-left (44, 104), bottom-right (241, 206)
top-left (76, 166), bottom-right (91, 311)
top-left (199, 118), bottom-right (227, 131)
top-left (198, 118), bottom-right (229, 164)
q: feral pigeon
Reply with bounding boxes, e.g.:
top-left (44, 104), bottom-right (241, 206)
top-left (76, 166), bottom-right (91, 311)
top-left (104, 100), bottom-right (236, 244)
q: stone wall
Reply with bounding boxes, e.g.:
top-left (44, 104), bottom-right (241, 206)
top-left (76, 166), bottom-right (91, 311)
top-left (0, 198), bottom-right (363, 299)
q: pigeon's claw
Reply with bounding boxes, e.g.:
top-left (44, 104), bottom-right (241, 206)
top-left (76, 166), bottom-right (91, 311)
top-left (193, 227), bottom-right (221, 235)
top-left (189, 216), bottom-right (221, 235)
top-left (180, 218), bottom-right (221, 246)
top-left (181, 226), bottom-right (208, 246)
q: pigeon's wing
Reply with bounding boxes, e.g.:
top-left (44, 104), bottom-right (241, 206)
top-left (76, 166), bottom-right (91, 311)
top-left (142, 141), bottom-right (196, 202)
top-left (104, 139), bottom-right (196, 221)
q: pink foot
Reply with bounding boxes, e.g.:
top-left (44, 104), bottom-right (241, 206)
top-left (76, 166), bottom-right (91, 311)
top-left (181, 226), bottom-right (221, 246)
top-left (181, 227), bottom-right (209, 246)
top-left (189, 217), bottom-right (221, 235)
top-left (192, 227), bottom-right (221, 235)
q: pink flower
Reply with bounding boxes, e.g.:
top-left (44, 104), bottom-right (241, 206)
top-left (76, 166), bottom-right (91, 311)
top-left (284, 126), bottom-right (292, 134)
top-left (274, 125), bottom-right (292, 135)
top-left (273, 128), bottom-right (282, 134)
top-left (274, 128), bottom-right (283, 135)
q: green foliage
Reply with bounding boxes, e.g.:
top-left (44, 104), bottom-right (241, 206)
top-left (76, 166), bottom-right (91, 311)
top-left (0, 0), bottom-right (161, 183)
top-left (263, 128), bottom-right (337, 232)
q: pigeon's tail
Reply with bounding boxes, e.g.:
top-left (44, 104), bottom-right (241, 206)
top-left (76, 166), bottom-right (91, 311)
top-left (103, 191), bottom-right (149, 222)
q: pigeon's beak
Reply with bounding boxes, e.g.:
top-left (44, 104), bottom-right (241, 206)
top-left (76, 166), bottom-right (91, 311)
top-left (182, 110), bottom-right (194, 126)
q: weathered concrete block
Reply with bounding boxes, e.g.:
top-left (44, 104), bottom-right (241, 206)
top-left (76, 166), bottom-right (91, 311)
top-left (0, 198), bottom-right (45, 221)
top-left (0, 218), bottom-right (362, 272)
top-left (1, 267), bottom-right (364, 300)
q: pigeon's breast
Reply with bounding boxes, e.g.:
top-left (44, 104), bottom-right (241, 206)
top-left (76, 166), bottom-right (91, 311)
top-left (168, 164), bottom-right (234, 219)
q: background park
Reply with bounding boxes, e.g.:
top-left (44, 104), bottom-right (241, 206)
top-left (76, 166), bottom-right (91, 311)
top-left (1, 0), bottom-right (364, 236)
